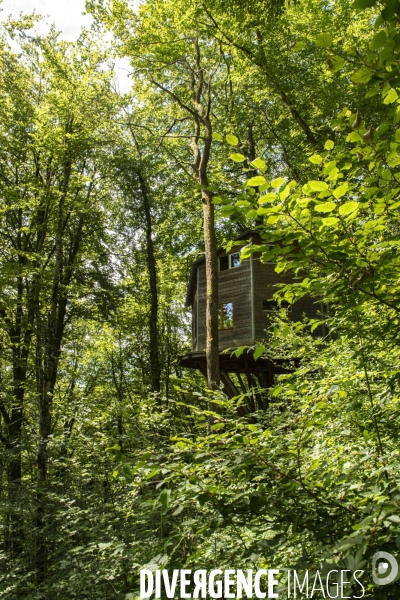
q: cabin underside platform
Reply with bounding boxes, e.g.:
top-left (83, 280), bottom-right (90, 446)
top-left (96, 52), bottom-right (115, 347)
top-left (176, 350), bottom-right (297, 376)
top-left (176, 350), bottom-right (298, 409)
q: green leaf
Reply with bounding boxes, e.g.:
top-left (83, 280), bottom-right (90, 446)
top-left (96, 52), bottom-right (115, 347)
top-left (329, 55), bottom-right (345, 72)
top-left (333, 182), bottom-right (348, 198)
top-left (253, 345), bottom-right (265, 360)
top-left (212, 132), bottom-right (223, 141)
top-left (220, 206), bottom-right (236, 216)
top-left (234, 346), bottom-right (246, 357)
top-left (271, 177), bottom-right (285, 188)
top-left (321, 216), bottom-right (339, 226)
top-left (324, 140), bottom-right (335, 150)
top-left (309, 154), bottom-right (323, 164)
top-left (247, 176), bottom-right (267, 187)
top-left (291, 41), bottom-right (304, 51)
top-left (383, 88), bottom-right (398, 104)
top-left (352, 0), bottom-right (377, 7)
top-left (339, 201), bottom-right (358, 215)
top-left (388, 515), bottom-right (400, 523)
top-left (370, 30), bottom-right (387, 50)
top-left (376, 122), bottom-right (389, 137)
top-left (146, 468), bottom-right (159, 480)
top-left (230, 153), bottom-right (246, 162)
top-left (316, 33), bottom-right (333, 48)
top-left (280, 185), bottom-right (291, 201)
top-left (250, 157), bottom-right (266, 169)
top-left (351, 66), bottom-right (374, 84)
top-left (346, 131), bottom-right (363, 142)
top-left (382, 0), bottom-right (399, 21)
top-left (271, 386), bottom-right (283, 397)
top-left (226, 133), bottom-right (239, 146)
top-left (159, 489), bottom-right (171, 509)
top-left (258, 192), bottom-right (277, 203)
top-left (211, 422), bottom-right (225, 431)
top-left (315, 202), bottom-right (336, 212)
top-left (309, 180), bottom-right (329, 191)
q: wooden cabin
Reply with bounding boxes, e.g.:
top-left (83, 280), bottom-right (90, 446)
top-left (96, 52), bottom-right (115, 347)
top-left (177, 231), bottom-right (321, 403)
top-left (186, 231), bottom-right (319, 352)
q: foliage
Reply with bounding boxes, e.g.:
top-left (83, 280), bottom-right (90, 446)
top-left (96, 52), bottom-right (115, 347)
top-left (1, 0), bottom-right (400, 598)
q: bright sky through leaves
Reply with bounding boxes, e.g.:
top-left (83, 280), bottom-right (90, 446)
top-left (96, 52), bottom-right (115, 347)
top-left (0, 0), bottom-right (133, 93)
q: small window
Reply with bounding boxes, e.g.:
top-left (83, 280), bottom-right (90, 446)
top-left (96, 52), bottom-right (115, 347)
top-left (219, 302), bottom-right (233, 329)
top-left (219, 253), bottom-right (241, 271)
top-left (230, 252), bottom-right (240, 268)
top-left (263, 299), bottom-right (292, 312)
top-left (219, 255), bottom-right (229, 271)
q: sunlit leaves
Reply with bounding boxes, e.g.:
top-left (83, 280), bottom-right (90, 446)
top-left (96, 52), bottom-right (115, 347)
top-left (339, 201), bottom-right (358, 215)
top-left (351, 66), bottom-right (374, 83)
top-left (226, 133), bottom-right (239, 146)
top-left (247, 175), bottom-right (266, 186)
top-left (251, 157), bottom-right (266, 170)
top-left (315, 202), bottom-right (336, 212)
top-left (308, 180), bottom-right (329, 191)
top-left (383, 88), bottom-right (398, 104)
top-left (316, 33), bottom-right (333, 47)
top-left (370, 30), bottom-right (386, 50)
top-left (230, 152), bottom-right (246, 161)
top-left (271, 177), bottom-right (285, 188)
top-left (321, 216), bottom-right (339, 226)
top-left (333, 182), bottom-right (348, 198)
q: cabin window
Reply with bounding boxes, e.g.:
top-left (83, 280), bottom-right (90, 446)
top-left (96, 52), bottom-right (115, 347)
top-left (219, 302), bottom-right (233, 329)
top-left (219, 253), bottom-right (241, 271)
top-left (230, 252), bottom-right (241, 268)
top-left (263, 299), bottom-right (292, 312)
top-left (219, 255), bottom-right (229, 271)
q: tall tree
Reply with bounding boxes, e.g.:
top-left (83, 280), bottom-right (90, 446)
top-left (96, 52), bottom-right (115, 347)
top-left (0, 23), bottom-right (119, 578)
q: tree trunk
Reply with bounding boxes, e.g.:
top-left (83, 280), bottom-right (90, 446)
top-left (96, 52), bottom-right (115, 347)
top-left (138, 169), bottom-right (161, 396)
top-left (202, 190), bottom-right (220, 389)
top-left (149, 38), bottom-right (220, 389)
top-left (191, 38), bottom-right (220, 390)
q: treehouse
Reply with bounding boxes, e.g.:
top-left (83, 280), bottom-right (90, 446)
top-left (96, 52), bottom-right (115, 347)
top-left (177, 231), bottom-right (322, 404)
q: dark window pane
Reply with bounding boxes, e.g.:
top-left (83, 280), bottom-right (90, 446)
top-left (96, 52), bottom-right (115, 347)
top-left (263, 299), bottom-right (292, 312)
top-left (230, 253), bottom-right (240, 268)
top-left (281, 300), bottom-right (292, 312)
top-left (219, 255), bottom-right (229, 271)
top-left (263, 299), bottom-right (279, 312)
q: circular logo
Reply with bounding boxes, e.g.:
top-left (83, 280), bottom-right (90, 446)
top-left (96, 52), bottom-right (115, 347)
top-left (372, 551), bottom-right (398, 586)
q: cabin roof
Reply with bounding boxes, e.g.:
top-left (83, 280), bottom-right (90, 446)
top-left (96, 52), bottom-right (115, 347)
top-left (185, 230), bottom-right (259, 307)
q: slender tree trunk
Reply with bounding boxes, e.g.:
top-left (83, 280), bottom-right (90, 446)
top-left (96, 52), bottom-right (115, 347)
top-left (149, 38), bottom-right (220, 388)
top-left (190, 39), bottom-right (220, 389)
top-left (138, 169), bottom-right (161, 396)
top-left (201, 190), bottom-right (220, 389)
top-left (1, 216), bottom-right (35, 557)
top-left (35, 153), bottom-right (75, 580)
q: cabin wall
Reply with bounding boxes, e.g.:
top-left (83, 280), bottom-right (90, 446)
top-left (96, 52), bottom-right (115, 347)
top-left (196, 248), bottom-right (252, 351)
top-left (193, 237), bottom-right (322, 352)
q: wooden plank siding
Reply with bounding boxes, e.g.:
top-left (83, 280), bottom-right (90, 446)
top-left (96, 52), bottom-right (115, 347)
top-left (191, 235), bottom-right (322, 352)
top-left (196, 248), bottom-right (252, 351)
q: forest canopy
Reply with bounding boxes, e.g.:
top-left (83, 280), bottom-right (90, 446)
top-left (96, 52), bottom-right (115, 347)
top-left (0, 0), bottom-right (400, 598)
